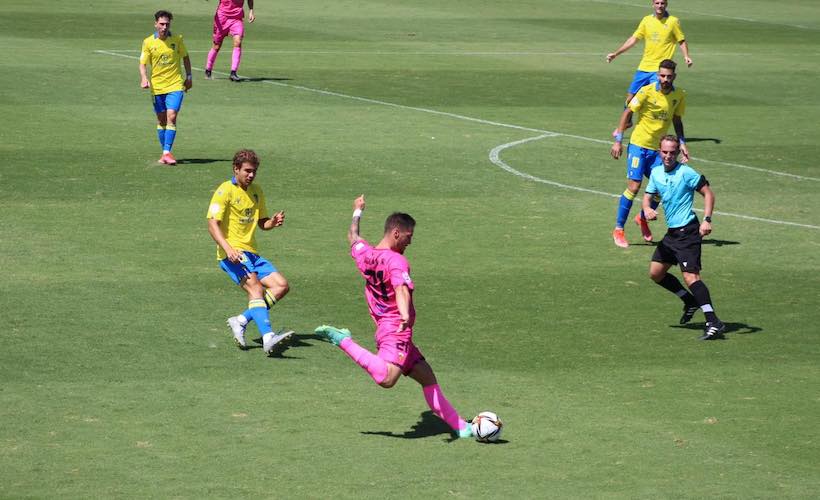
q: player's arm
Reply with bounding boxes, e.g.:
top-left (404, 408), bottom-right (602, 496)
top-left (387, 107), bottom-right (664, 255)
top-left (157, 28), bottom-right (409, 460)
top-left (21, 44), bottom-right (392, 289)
top-left (247, 0), bottom-right (255, 22)
top-left (679, 40), bottom-right (693, 67)
top-left (207, 218), bottom-right (242, 262)
top-left (348, 194), bottom-right (366, 245)
top-left (672, 116), bottom-right (689, 162)
top-left (606, 36), bottom-right (638, 63)
top-left (394, 284), bottom-right (413, 332)
top-left (696, 182), bottom-right (714, 236)
top-left (610, 108), bottom-right (634, 159)
top-left (139, 63), bottom-right (150, 89)
top-left (183, 55), bottom-right (192, 90)
top-left (259, 211), bottom-right (284, 230)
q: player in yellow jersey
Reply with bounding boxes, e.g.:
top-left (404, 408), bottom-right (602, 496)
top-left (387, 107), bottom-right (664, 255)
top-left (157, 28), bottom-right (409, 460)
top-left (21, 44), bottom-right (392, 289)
top-left (610, 59), bottom-right (688, 248)
top-left (139, 11), bottom-right (192, 166)
top-left (207, 149), bottom-right (293, 356)
top-left (606, 0), bottom-right (692, 132)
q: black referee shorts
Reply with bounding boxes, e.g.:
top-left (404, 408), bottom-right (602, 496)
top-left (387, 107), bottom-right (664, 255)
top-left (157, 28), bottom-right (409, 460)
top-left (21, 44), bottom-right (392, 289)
top-left (652, 219), bottom-right (702, 273)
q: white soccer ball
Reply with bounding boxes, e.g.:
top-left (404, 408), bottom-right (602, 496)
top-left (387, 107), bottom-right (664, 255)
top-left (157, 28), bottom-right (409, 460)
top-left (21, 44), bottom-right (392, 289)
top-left (471, 411), bottom-right (503, 442)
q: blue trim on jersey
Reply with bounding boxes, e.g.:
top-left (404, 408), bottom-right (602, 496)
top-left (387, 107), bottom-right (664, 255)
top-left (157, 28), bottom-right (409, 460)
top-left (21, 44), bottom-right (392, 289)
top-left (152, 91), bottom-right (184, 113)
top-left (625, 144), bottom-right (661, 181)
top-left (220, 251), bottom-right (277, 285)
top-left (628, 70), bottom-right (659, 94)
top-left (645, 162), bottom-right (703, 228)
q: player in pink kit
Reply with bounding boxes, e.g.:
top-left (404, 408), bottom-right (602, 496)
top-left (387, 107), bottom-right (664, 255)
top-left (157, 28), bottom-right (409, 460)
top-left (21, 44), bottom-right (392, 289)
top-left (315, 195), bottom-right (474, 439)
top-left (204, 0), bottom-right (255, 82)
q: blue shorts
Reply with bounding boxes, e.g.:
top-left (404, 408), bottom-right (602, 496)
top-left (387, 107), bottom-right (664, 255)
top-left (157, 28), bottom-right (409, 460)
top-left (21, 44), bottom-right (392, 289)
top-left (152, 91), bottom-right (185, 113)
top-left (219, 251), bottom-right (278, 285)
top-left (626, 144), bottom-right (661, 181)
top-left (628, 70), bottom-right (659, 95)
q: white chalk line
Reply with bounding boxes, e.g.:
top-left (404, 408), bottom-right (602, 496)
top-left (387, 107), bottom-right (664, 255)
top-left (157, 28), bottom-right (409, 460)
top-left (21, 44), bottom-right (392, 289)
top-left (99, 48), bottom-right (754, 57)
top-left (490, 135), bottom-right (820, 230)
top-left (97, 49), bottom-right (820, 229)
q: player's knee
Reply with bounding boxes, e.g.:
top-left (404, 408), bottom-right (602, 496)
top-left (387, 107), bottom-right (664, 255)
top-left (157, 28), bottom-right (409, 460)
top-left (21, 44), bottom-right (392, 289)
top-left (378, 378), bottom-right (397, 389)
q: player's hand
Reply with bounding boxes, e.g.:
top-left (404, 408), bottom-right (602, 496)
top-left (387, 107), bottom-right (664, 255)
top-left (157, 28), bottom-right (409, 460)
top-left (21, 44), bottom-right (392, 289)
top-left (606, 52), bottom-right (616, 63)
top-left (680, 144), bottom-right (690, 163)
top-left (248, 10), bottom-right (255, 23)
top-left (644, 208), bottom-right (658, 221)
top-left (184, 77), bottom-right (192, 91)
top-left (396, 318), bottom-right (409, 333)
top-left (353, 194), bottom-right (365, 211)
top-left (140, 78), bottom-right (150, 89)
top-left (271, 210), bottom-right (285, 227)
top-left (699, 221), bottom-right (712, 236)
top-left (226, 248), bottom-right (242, 263)
top-left (610, 142), bottom-right (623, 159)
top-left (685, 56), bottom-right (693, 67)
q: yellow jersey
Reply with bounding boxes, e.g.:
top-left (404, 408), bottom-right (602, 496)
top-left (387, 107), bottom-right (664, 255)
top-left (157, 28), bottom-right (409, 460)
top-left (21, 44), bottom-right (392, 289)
top-left (633, 14), bottom-right (685, 72)
top-left (207, 179), bottom-right (268, 260)
top-left (140, 32), bottom-right (188, 95)
top-left (627, 83), bottom-right (686, 150)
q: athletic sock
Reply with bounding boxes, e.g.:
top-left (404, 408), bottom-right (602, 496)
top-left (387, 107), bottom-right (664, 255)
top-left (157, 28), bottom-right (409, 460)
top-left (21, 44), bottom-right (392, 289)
top-left (156, 125), bottom-right (166, 149)
top-left (657, 274), bottom-right (696, 304)
top-left (163, 124), bottom-right (176, 152)
top-left (423, 384), bottom-right (468, 432)
top-left (338, 337), bottom-right (389, 384)
top-left (206, 48), bottom-right (218, 71)
top-left (264, 289), bottom-right (276, 310)
top-left (231, 47), bottom-right (242, 72)
top-left (616, 189), bottom-right (636, 228)
top-left (689, 280), bottom-right (718, 322)
top-left (245, 298), bottom-right (272, 335)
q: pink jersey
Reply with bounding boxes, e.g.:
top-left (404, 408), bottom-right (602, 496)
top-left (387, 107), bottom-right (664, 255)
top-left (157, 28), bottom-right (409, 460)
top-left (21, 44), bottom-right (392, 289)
top-left (217, 0), bottom-right (246, 19)
top-left (351, 239), bottom-right (415, 325)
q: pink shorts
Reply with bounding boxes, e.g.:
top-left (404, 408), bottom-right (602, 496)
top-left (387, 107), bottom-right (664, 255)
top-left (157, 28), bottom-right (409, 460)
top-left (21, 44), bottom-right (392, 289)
top-left (213, 16), bottom-right (245, 43)
top-left (374, 322), bottom-right (424, 376)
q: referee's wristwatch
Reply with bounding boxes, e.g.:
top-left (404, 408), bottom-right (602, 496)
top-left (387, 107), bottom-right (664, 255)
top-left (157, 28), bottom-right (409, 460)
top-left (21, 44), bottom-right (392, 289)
top-left (704, 216), bottom-right (712, 223)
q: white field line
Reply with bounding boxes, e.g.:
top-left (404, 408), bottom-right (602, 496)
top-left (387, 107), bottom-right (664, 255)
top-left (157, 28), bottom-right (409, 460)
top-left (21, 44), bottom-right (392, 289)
top-left (490, 135), bottom-right (820, 230)
top-left (584, 0), bottom-right (820, 31)
top-left (97, 49), bottom-right (820, 229)
top-left (100, 49), bottom-right (754, 57)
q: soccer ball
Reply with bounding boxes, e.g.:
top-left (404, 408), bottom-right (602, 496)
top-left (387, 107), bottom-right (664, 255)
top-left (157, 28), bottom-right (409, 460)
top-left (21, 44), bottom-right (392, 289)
top-left (471, 411), bottom-right (503, 442)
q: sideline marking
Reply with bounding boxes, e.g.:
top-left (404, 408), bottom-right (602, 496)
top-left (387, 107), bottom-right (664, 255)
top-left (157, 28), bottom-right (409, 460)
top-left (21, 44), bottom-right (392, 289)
top-left (97, 49), bottom-right (820, 229)
top-left (490, 135), bottom-right (820, 230)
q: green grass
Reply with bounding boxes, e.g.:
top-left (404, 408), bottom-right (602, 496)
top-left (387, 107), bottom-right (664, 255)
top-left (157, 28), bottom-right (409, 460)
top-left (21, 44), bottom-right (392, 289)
top-left (1, 0), bottom-right (818, 497)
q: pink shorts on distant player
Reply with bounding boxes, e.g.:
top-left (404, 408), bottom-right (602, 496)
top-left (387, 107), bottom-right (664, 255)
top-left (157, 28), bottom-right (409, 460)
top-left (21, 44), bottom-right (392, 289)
top-left (213, 16), bottom-right (245, 43)
top-left (375, 322), bottom-right (424, 375)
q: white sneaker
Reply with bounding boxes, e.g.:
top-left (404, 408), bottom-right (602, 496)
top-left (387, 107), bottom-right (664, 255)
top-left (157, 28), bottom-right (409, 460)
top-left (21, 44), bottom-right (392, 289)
top-left (263, 329), bottom-right (294, 356)
top-left (227, 316), bottom-right (247, 348)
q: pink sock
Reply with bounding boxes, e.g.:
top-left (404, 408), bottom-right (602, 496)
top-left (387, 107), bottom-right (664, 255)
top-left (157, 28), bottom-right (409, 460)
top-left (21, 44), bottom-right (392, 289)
top-left (339, 337), bottom-right (388, 385)
top-left (205, 48), bottom-right (218, 71)
top-left (423, 384), bottom-right (467, 432)
top-left (231, 47), bottom-right (242, 72)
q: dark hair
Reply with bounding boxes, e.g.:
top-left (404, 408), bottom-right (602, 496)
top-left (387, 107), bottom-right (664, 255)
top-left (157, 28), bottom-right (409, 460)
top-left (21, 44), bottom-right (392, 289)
top-left (155, 10), bottom-right (173, 21)
top-left (659, 134), bottom-right (680, 147)
top-left (232, 149), bottom-right (260, 168)
top-left (659, 59), bottom-right (677, 71)
top-left (384, 212), bottom-right (416, 234)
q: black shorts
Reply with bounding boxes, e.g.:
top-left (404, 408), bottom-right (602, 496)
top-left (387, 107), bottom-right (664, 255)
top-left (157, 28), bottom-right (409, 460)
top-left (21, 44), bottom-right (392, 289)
top-left (652, 219), bottom-right (702, 273)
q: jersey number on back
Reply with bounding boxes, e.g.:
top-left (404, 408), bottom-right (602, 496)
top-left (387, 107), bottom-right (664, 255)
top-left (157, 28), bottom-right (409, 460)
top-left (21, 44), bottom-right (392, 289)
top-left (364, 269), bottom-right (389, 302)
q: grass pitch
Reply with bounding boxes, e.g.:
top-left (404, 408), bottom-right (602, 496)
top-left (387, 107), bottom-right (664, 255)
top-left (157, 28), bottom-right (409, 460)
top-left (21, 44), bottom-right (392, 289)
top-left (1, 0), bottom-right (818, 497)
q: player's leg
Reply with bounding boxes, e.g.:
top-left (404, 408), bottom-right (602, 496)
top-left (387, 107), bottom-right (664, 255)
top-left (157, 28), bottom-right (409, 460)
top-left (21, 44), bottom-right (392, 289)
top-left (314, 325), bottom-right (395, 385)
top-left (206, 17), bottom-right (227, 78)
top-left (159, 92), bottom-right (183, 164)
top-left (259, 271), bottom-right (289, 309)
top-left (634, 151), bottom-right (661, 242)
top-left (410, 360), bottom-right (472, 438)
top-left (650, 238), bottom-right (699, 324)
top-left (230, 32), bottom-right (244, 81)
top-left (679, 235), bottom-right (724, 339)
top-left (153, 95), bottom-right (168, 163)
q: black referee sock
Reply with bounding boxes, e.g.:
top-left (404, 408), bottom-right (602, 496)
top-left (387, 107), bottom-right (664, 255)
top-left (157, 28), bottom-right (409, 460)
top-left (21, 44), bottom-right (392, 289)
top-left (689, 280), bottom-right (718, 323)
top-left (657, 274), bottom-right (696, 305)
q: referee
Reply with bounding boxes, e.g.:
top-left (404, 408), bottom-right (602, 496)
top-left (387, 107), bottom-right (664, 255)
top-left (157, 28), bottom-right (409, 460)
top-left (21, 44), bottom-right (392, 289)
top-left (642, 135), bottom-right (725, 340)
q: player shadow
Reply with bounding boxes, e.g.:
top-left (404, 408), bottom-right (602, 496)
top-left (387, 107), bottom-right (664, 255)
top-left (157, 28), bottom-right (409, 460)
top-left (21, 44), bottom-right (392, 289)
top-left (175, 158), bottom-right (230, 165)
top-left (232, 77), bottom-right (293, 83)
top-left (686, 137), bottom-right (722, 144)
top-left (635, 239), bottom-right (739, 248)
top-left (361, 411), bottom-right (455, 440)
top-left (670, 322), bottom-right (763, 336)
top-left (247, 332), bottom-right (315, 359)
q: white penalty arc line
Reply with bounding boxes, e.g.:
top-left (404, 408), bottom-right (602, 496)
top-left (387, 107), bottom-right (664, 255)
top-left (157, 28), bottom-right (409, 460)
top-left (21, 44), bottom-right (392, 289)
top-left (490, 135), bottom-right (820, 230)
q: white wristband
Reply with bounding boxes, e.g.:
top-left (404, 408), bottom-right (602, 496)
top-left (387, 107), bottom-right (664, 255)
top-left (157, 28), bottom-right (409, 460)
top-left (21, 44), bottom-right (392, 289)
top-left (352, 209), bottom-right (362, 218)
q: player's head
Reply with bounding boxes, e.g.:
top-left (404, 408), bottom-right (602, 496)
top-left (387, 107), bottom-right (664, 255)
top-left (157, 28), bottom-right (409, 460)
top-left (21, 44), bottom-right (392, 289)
top-left (658, 135), bottom-right (681, 170)
top-left (383, 212), bottom-right (416, 254)
top-left (154, 10), bottom-right (173, 37)
top-left (232, 149), bottom-right (260, 188)
top-left (652, 0), bottom-right (668, 16)
top-left (658, 59), bottom-right (677, 90)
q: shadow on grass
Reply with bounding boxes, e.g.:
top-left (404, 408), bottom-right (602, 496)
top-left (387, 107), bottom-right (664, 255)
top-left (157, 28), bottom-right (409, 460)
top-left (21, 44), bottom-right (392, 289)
top-left (233, 77), bottom-right (293, 83)
top-left (362, 411), bottom-right (509, 444)
top-left (246, 332), bottom-right (316, 359)
top-left (632, 239), bottom-right (740, 248)
top-left (670, 322), bottom-right (763, 336)
top-left (686, 137), bottom-right (722, 144)
top-left (175, 158), bottom-right (230, 165)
